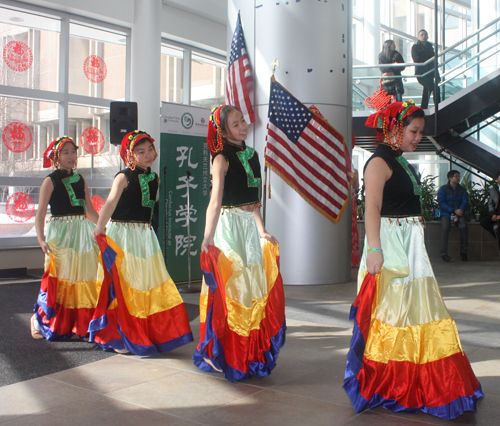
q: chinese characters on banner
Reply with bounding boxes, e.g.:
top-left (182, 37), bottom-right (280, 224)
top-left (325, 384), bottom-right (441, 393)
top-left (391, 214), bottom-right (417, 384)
top-left (159, 103), bottom-right (210, 283)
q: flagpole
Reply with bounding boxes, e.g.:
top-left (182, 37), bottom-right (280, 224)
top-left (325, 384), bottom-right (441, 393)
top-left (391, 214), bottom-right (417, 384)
top-left (263, 62), bottom-right (279, 227)
top-left (262, 165), bottom-right (267, 226)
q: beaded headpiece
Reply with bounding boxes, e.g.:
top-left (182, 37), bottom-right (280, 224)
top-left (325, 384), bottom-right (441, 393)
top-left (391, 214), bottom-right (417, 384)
top-left (120, 130), bottom-right (157, 170)
top-left (43, 136), bottom-right (78, 169)
top-left (207, 105), bottom-right (225, 156)
top-left (365, 99), bottom-right (421, 150)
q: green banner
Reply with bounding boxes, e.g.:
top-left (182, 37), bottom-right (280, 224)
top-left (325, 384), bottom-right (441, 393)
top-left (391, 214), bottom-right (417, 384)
top-left (158, 133), bottom-right (210, 283)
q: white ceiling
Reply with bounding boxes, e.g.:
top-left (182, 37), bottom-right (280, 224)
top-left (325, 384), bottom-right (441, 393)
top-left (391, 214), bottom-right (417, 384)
top-left (162, 0), bottom-right (227, 25)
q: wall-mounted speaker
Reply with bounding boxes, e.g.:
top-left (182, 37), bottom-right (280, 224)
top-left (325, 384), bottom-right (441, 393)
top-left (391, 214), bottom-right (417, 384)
top-left (110, 102), bottom-right (138, 146)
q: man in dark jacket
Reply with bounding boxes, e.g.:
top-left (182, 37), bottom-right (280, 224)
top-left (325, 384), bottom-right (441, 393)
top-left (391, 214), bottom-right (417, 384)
top-left (411, 29), bottom-right (441, 109)
top-left (480, 171), bottom-right (500, 248)
top-left (437, 170), bottom-right (469, 262)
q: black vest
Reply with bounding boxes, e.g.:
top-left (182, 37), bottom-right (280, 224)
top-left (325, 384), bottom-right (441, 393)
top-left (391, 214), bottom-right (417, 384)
top-left (216, 141), bottom-right (262, 208)
top-left (48, 170), bottom-right (86, 216)
top-left (365, 143), bottom-right (421, 217)
top-left (111, 167), bottom-right (158, 223)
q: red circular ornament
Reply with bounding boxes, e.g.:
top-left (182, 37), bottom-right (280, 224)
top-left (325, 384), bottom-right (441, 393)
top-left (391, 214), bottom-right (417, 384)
top-left (90, 195), bottom-right (105, 213)
top-left (83, 55), bottom-right (107, 83)
top-left (81, 127), bottom-right (105, 155)
top-left (3, 40), bottom-right (33, 72)
top-left (2, 122), bottom-right (32, 153)
top-left (6, 192), bottom-right (35, 223)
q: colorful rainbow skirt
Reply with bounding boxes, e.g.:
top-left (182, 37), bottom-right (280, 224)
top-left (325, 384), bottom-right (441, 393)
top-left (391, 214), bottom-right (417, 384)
top-left (34, 215), bottom-right (101, 340)
top-left (89, 222), bottom-right (193, 355)
top-left (193, 208), bottom-right (286, 381)
top-left (344, 216), bottom-right (483, 419)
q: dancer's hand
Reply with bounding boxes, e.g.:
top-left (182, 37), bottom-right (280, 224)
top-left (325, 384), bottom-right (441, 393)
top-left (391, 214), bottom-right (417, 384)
top-left (367, 250), bottom-right (383, 275)
top-left (38, 241), bottom-right (52, 254)
top-left (261, 232), bottom-right (278, 245)
top-left (91, 224), bottom-right (106, 242)
top-left (201, 236), bottom-right (214, 253)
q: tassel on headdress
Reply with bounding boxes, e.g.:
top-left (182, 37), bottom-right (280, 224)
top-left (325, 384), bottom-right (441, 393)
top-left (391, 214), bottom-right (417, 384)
top-left (207, 105), bottom-right (225, 156)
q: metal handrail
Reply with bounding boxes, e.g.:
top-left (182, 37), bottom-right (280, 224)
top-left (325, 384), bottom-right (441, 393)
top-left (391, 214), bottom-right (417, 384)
top-left (353, 16), bottom-right (500, 82)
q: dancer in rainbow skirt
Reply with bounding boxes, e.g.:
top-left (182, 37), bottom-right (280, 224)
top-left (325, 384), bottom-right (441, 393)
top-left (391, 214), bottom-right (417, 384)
top-left (89, 130), bottom-right (193, 355)
top-left (343, 100), bottom-right (483, 419)
top-left (32, 136), bottom-right (101, 340)
top-left (193, 105), bottom-right (286, 381)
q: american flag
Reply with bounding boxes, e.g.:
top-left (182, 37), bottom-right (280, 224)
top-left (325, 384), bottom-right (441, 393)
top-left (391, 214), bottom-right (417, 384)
top-left (265, 77), bottom-right (353, 224)
top-left (226, 12), bottom-right (255, 124)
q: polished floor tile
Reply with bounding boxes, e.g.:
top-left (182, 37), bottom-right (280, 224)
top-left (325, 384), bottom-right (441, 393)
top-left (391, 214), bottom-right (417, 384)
top-left (1, 260), bottom-right (500, 426)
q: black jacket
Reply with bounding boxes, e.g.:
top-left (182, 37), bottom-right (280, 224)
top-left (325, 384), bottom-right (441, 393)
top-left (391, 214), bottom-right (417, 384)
top-left (411, 40), bottom-right (440, 84)
top-left (378, 50), bottom-right (405, 76)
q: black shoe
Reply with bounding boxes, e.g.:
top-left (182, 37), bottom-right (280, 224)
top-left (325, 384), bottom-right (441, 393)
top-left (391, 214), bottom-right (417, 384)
top-left (442, 255), bottom-right (451, 262)
top-left (461, 253), bottom-right (468, 261)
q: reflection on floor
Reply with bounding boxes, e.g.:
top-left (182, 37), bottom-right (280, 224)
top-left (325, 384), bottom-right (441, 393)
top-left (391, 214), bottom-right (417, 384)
top-left (1, 259), bottom-right (500, 426)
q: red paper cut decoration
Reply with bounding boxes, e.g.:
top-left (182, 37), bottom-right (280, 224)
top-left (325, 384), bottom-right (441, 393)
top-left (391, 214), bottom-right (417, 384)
top-left (3, 40), bottom-right (33, 72)
top-left (83, 55), bottom-right (107, 83)
top-left (2, 122), bottom-right (32, 153)
top-left (90, 195), bottom-right (105, 213)
top-left (81, 127), bottom-right (105, 155)
top-left (6, 192), bottom-right (35, 223)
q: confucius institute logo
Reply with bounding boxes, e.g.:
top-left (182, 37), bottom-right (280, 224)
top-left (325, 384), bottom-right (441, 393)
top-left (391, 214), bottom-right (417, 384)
top-left (181, 113), bottom-right (194, 129)
top-left (83, 55), bottom-right (107, 83)
top-left (3, 40), bottom-right (33, 72)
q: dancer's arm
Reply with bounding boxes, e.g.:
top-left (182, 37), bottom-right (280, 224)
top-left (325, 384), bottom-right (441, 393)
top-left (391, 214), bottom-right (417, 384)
top-left (92, 173), bottom-right (127, 238)
top-left (84, 180), bottom-right (99, 224)
top-left (201, 154), bottom-right (227, 253)
top-left (35, 177), bottom-right (54, 254)
top-left (364, 157), bottom-right (391, 275)
top-left (253, 208), bottom-right (278, 245)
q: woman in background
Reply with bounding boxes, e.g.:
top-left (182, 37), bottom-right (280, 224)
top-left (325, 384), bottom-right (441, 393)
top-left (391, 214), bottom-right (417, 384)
top-left (378, 39), bottom-right (405, 101)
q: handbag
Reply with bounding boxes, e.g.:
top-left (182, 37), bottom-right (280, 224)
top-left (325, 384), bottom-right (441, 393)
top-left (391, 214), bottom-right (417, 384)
top-left (381, 72), bottom-right (396, 95)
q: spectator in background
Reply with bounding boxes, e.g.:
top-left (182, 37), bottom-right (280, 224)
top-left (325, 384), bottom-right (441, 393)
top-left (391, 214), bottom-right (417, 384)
top-left (480, 171), bottom-right (500, 249)
top-left (411, 29), bottom-right (441, 109)
top-left (437, 170), bottom-right (469, 262)
top-left (378, 39), bottom-right (405, 102)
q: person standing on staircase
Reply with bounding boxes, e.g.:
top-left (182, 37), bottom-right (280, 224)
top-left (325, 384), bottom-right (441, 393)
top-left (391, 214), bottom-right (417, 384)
top-left (411, 29), bottom-right (441, 109)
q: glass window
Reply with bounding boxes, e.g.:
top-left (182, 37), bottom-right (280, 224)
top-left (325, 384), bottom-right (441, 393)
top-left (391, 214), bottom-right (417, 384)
top-left (191, 53), bottom-right (226, 109)
top-left (161, 44), bottom-right (184, 104)
top-left (67, 104), bottom-right (121, 180)
top-left (0, 6), bottom-right (60, 91)
top-left (0, 185), bottom-right (39, 238)
top-left (392, 0), bottom-right (407, 33)
top-left (68, 23), bottom-right (126, 100)
top-left (1, 96), bottom-right (59, 178)
top-left (416, 4), bottom-right (435, 42)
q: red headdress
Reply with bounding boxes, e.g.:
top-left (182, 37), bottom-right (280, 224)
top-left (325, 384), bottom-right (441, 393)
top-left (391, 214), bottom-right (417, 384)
top-left (207, 105), bottom-right (225, 156)
top-left (365, 100), bottom-right (421, 150)
top-left (120, 130), bottom-right (157, 170)
top-left (43, 136), bottom-right (78, 169)
top-left (363, 77), bottom-right (422, 150)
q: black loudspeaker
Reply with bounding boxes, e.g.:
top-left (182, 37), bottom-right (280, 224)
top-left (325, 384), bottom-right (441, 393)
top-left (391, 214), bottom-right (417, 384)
top-left (109, 102), bottom-right (138, 146)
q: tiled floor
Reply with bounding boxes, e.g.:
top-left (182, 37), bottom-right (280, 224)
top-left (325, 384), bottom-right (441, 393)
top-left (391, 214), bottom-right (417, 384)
top-left (1, 259), bottom-right (500, 425)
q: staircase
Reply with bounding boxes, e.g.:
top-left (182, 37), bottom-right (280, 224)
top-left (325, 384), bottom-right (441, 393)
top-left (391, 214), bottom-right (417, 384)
top-left (352, 17), bottom-right (500, 179)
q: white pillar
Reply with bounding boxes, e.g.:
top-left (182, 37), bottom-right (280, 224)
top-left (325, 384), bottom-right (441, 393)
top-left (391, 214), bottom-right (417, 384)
top-left (230, 1), bottom-right (352, 284)
top-left (131, 0), bottom-right (161, 173)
